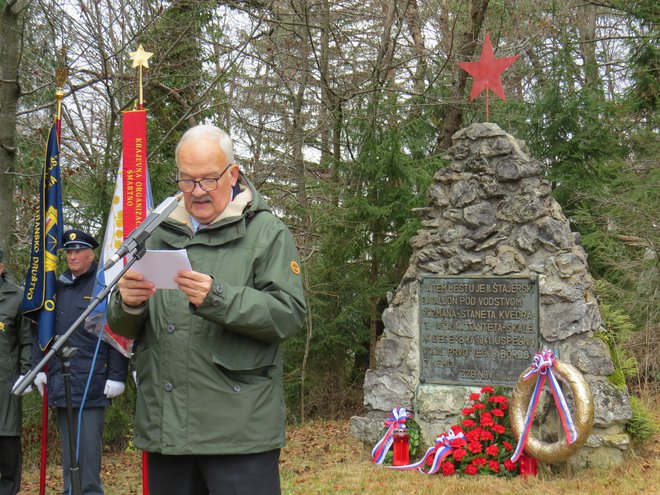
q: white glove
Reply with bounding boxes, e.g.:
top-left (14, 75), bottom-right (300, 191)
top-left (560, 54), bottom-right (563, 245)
top-left (12, 375), bottom-right (32, 396)
top-left (104, 379), bottom-right (125, 399)
top-left (34, 372), bottom-right (47, 397)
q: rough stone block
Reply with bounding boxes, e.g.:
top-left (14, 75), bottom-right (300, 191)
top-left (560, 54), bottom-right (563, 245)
top-left (363, 369), bottom-right (414, 412)
top-left (567, 446), bottom-right (625, 470)
top-left (569, 337), bottom-right (615, 376)
top-left (349, 416), bottom-right (386, 444)
top-left (587, 377), bottom-right (632, 427)
top-left (541, 301), bottom-right (601, 341)
top-left (415, 384), bottom-right (476, 421)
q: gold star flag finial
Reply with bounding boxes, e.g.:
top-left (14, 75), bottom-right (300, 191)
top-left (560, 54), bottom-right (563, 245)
top-left (130, 44), bottom-right (153, 69)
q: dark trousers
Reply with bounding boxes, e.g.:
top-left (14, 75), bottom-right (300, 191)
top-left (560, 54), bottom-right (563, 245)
top-left (0, 436), bottom-right (21, 495)
top-left (57, 407), bottom-right (105, 495)
top-left (147, 449), bottom-right (281, 495)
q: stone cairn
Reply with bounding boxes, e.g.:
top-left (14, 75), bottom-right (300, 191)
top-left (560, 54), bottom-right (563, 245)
top-left (350, 123), bottom-right (631, 468)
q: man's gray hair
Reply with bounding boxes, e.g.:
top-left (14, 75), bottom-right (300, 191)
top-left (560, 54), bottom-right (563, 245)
top-left (175, 124), bottom-right (235, 165)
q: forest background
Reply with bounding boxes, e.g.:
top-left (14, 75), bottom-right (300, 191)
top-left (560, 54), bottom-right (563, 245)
top-left (1, 0), bottom-right (657, 460)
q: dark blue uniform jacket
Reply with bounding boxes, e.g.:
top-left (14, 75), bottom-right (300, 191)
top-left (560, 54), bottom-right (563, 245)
top-left (33, 262), bottom-right (128, 408)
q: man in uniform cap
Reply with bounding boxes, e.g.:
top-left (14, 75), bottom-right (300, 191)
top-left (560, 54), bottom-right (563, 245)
top-left (33, 229), bottom-right (128, 495)
top-left (0, 248), bottom-right (34, 495)
top-left (62, 229), bottom-right (100, 251)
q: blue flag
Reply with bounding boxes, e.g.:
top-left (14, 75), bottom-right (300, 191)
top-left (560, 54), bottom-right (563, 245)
top-left (21, 123), bottom-right (64, 350)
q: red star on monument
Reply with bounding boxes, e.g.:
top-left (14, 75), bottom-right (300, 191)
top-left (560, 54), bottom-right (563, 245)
top-left (458, 33), bottom-right (519, 119)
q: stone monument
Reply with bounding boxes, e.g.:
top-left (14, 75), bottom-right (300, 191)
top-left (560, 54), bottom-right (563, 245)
top-left (350, 123), bottom-right (631, 468)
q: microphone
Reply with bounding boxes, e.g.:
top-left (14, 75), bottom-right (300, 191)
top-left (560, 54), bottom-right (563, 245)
top-left (104, 192), bottom-right (184, 270)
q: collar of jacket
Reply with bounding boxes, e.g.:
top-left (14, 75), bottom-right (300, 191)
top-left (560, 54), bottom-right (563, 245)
top-left (59, 261), bottom-right (99, 286)
top-left (0, 276), bottom-right (20, 297)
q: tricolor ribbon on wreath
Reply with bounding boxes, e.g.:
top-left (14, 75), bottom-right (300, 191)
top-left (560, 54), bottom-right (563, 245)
top-left (389, 428), bottom-right (465, 474)
top-left (510, 349), bottom-right (578, 462)
top-left (371, 407), bottom-right (412, 464)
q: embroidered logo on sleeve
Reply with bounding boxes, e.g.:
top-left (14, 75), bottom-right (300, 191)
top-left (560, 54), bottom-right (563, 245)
top-left (290, 261), bottom-right (301, 275)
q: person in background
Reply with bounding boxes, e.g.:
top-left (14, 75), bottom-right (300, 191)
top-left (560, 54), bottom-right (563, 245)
top-left (108, 124), bottom-right (307, 495)
top-left (33, 230), bottom-right (128, 495)
top-left (0, 248), bottom-right (34, 495)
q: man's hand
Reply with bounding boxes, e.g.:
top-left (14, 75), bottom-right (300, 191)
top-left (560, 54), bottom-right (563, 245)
top-left (12, 375), bottom-right (32, 396)
top-left (34, 372), bottom-right (47, 396)
top-left (117, 269), bottom-right (156, 307)
top-left (175, 270), bottom-right (212, 307)
top-left (104, 380), bottom-right (126, 399)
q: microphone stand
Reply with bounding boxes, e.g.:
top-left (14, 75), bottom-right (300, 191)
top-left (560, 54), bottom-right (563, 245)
top-left (58, 344), bottom-right (81, 495)
top-left (13, 243), bottom-right (147, 495)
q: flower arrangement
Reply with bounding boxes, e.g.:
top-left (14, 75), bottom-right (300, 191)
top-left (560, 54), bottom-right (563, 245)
top-left (437, 386), bottom-right (519, 477)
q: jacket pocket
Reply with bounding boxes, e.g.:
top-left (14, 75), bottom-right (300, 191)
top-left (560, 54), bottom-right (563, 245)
top-left (210, 329), bottom-right (279, 375)
top-left (211, 350), bottom-right (275, 386)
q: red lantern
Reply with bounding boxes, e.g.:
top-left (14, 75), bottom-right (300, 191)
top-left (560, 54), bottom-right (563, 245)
top-left (392, 428), bottom-right (410, 466)
top-left (519, 453), bottom-right (538, 477)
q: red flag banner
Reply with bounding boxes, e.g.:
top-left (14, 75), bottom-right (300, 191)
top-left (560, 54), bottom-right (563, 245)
top-left (85, 109), bottom-right (153, 357)
top-left (122, 110), bottom-right (148, 235)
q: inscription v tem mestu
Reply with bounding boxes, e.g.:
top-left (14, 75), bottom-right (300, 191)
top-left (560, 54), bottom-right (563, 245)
top-left (419, 276), bottom-right (539, 387)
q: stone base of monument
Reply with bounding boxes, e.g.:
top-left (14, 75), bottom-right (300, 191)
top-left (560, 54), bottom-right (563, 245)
top-left (350, 123), bottom-right (631, 469)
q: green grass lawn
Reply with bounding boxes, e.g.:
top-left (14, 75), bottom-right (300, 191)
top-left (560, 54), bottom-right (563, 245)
top-left (21, 420), bottom-right (659, 494)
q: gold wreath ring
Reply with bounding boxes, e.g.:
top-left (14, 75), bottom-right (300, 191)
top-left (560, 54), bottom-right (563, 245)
top-left (510, 359), bottom-right (594, 464)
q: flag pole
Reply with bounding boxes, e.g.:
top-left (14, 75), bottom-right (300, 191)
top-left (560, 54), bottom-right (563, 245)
top-left (128, 44), bottom-right (153, 495)
top-left (36, 64), bottom-right (67, 495)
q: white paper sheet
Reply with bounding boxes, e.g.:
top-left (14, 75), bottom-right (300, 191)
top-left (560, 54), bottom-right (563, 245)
top-left (131, 249), bottom-right (192, 289)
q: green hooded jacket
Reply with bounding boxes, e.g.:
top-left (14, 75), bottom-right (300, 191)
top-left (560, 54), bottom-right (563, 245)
top-left (0, 276), bottom-right (33, 436)
top-left (107, 176), bottom-right (306, 455)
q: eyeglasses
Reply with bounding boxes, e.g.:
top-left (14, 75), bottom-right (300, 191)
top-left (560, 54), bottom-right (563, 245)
top-left (175, 164), bottom-right (232, 193)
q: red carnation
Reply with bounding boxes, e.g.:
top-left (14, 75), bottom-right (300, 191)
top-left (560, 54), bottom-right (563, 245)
top-left (462, 419), bottom-right (475, 428)
top-left (473, 457), bottom-right (487, 466)
top-left (469, 393), bottom-right (481, 401)
top-left (465, 428), bottom-right (482, 443)
top-left (491, 424), bottom-right (506, 434)
top-left (492, 408), bottom-right (504, 417)
top-left (464, 464), bottom-right (478, 475)
top-left (488, 460), bottom-right (500, 473)
top-left (503, 441), bottom-right (513, 451)
top-left (480, 412), bottom-right (494, 427)
top-left (481, 386), bottom-right (495, 394)
top-left (486, 444), bottom-right (499, 456)
top-left (453, 448), bottom-right (467, 461)
top-left (504, 459), bottom-right (518, 472)
top-left (480, 429), bottom-right (494, 442)
top-left (473, 403), bottom-right (486, 410)
top-left (467, 441), bottom-right (483, 454)
top-left (441, 462), bottom-right (455, 476)
top-left (450, 424), bottom-right (464, 435)
top-left (462, 407), bottom-right (475, 416)
top-left (450, 437), bottom-right (467, 448)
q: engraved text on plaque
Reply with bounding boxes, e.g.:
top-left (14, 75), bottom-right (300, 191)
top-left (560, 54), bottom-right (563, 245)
top-left (419, 276), bottom-right (539, 387)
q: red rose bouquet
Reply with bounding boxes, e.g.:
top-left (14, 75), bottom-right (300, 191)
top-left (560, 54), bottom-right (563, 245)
top-left (438, 386), bottom-right (520, 477)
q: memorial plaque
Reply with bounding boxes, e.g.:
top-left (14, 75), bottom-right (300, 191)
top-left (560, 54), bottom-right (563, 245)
top-left (419, 276), bottom-right (539, 387)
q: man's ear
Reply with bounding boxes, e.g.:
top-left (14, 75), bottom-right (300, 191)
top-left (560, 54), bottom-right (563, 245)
top-left (230, 164), bottom-right (240, 186)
